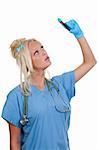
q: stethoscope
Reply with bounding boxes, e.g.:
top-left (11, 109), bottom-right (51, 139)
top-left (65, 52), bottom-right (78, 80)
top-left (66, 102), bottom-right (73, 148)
top-left (20, 78), bottom-right (71, 126)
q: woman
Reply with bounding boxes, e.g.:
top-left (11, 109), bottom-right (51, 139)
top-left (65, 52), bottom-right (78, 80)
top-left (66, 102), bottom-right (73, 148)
top-left (1, 19), bottom-right (97, 150)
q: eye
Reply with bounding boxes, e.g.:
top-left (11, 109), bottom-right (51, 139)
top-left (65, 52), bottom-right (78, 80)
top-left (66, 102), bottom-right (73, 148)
top-left (34, 50), bottom-right (39, 55)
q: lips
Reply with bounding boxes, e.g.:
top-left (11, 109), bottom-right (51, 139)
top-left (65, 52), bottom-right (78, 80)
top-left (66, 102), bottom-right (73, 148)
top-left (45, 56), bottom-right (50, 61)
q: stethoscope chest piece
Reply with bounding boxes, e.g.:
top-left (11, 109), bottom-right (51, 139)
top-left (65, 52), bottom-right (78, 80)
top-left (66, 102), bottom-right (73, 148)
top-left (20, 114), bottom-right (29, 126)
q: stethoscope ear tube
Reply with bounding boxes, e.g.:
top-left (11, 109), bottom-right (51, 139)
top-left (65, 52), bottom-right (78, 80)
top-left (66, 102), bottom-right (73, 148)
top-left (20, 95), bottom-right (29, 126)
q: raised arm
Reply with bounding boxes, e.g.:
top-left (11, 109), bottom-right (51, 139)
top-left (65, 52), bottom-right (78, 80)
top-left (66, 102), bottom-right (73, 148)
top-left (74, 36), bottom-right (97, 83)
top-left (65, 19), bottom-right (97, 83)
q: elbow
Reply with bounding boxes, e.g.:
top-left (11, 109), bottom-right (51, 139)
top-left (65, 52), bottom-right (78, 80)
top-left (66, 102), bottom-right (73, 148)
top-left (92, 59), bottom-right (97, 66)
top-left (88, 58), bottom-right (97, 65)
top-left (89, 59), bottom-right (97, 68)
top-left (95, 59), bottom-right (97, 64)
top-left (83, 59), bottom-right (97, 69)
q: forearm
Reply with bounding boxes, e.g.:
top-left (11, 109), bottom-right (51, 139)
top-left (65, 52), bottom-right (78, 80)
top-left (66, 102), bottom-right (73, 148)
top-left (9, 123), bottom-right (21, 150)
top-left (10, 142), bottom-right (21, 150)
top-left (10, 137), bottom-right (21, 150)
top-left (77, 36), bottom-right (97, 64)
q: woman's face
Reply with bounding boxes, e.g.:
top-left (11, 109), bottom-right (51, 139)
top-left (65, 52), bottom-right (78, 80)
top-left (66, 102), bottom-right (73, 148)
top-left (27, 40), bottom-right (51, 70)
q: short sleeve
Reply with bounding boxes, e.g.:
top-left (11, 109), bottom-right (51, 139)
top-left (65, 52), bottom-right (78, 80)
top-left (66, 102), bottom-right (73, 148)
top-left (1, 90), bottom-right (22, 128)
top-left (52, 70), bottom-right (76, 101)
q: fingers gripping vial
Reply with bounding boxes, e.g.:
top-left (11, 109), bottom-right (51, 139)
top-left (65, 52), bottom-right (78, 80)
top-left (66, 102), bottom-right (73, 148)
top-left (58, 18), bottom-right (84, 39)
top-left (58, 18), bottom-right (71, 31)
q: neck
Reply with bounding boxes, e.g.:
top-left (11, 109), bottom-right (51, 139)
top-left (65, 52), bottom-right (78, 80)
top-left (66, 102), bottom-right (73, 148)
top-left (29, 70), bottom-right (46, 87)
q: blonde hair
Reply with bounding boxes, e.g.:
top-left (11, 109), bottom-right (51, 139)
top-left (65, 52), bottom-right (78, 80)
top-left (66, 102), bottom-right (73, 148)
top-left (10, 38), bottom-right (50, 96)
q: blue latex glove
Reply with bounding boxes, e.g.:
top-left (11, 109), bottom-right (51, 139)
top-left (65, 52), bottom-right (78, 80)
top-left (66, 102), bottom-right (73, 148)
top-left (65, 19), bottom-right (84, 39)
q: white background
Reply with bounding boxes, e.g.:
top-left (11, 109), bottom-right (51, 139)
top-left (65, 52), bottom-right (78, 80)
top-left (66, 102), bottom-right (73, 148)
top-left (0, 0), bottom-right (99, 149)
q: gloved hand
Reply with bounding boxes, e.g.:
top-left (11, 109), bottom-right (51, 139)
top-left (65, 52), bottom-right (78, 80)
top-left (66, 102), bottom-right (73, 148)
top-left (65, 19), bottom-right (84, 39)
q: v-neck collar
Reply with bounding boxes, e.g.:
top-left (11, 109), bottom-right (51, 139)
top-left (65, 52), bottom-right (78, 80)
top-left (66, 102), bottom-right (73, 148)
top-left (30, 78), bottom-right (56, 95)
top-left (30, 78), bottom-right (48, 93)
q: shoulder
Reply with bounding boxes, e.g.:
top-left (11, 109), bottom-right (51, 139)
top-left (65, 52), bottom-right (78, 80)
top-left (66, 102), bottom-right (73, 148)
top-left (6, 84), bottom-right (22, 98)
top-left (51, 70), bottom-right (75, 83)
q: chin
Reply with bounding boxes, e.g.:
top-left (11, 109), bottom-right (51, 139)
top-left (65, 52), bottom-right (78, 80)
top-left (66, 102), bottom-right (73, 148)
top-left (44, 61), bottom-right (52, 69)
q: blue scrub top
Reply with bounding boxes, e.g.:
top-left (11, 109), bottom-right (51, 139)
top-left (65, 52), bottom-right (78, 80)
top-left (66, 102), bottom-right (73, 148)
top-left (1, 70), bottom-right (76, 150)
